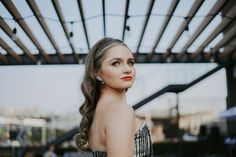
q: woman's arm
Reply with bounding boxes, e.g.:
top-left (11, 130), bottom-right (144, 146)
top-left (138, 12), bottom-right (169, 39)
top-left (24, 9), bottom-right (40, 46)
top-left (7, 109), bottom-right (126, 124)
top-left (105, 104), bottom-right (135, 157)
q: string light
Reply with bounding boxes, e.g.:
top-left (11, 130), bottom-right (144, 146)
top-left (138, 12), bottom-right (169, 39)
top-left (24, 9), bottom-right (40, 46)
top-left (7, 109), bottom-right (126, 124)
top-left (69, 32), bottom-right (73, 37)
top-left (37, 59), bottom-right (41, 65)
top-left (184, 25), bottom-right (189, 32)
top-left (219, 47), bottom-right (224, 53)
top-left (166, 57), bottom-right (171, 63)
top-left (125, 25), bottom-right (130, 31)
top-left (37, 53), bottom-right (41, 65)
top-left (69, 22), bottom-right (74, 44)
top-left (2, 13), bottom-right (233, 25)
top-left (210, 57), bottom-right (215, 63)
top-left (12, 28), bottom-right (18, 40)
top-left (184, 17), bottom-right (189, 31)
top-left (12, 19), bottom-right (18, 41)
top-left (125, 14), bottom-right (131, 37)
top-left (70, 22), bottom-right (74, 37)
top-left (184, 17), bottom-right (191, 38)
top-left (13, 27), bottom-right (17, 34)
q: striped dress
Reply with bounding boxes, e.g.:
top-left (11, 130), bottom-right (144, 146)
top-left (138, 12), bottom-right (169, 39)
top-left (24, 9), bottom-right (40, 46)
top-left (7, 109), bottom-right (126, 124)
top-left (92, 122), bottom-right (153, 157)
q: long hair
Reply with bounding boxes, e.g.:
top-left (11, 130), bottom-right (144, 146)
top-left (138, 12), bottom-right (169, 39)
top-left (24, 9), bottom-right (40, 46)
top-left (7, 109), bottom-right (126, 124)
top-left (75, 38), bottom-right (128, 151)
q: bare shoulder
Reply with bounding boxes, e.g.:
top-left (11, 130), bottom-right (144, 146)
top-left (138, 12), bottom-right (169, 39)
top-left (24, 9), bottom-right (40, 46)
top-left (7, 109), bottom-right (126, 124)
top-left (101, 102), bottom-right (135, 130)
top-left (105, 102), bottom-right (134, 120)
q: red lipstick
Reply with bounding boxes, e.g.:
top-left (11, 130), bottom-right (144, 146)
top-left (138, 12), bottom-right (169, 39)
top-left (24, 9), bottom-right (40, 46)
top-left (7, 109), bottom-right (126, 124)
top-left (121, 76), bottom-right (133, 81)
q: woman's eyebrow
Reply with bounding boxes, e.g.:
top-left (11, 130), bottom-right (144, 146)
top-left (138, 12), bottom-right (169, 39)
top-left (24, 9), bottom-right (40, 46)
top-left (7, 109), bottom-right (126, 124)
top-left (109, 58), bottom-right (121, 62)
top-left (108, 57), bottom-right (134, 63)
top-left (128, 58), bottom-right (135, 61)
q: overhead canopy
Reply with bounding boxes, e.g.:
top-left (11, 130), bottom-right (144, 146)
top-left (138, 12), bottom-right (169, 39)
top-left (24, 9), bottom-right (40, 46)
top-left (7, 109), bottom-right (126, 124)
top-left (0, 0), bottom-right (236, 65)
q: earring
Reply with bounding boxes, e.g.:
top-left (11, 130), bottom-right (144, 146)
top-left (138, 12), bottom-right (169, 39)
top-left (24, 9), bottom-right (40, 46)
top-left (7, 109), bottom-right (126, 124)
top-left (96, 76), bottom-right (104, 84)
top-left (96, 76), bottom-right (102, 81)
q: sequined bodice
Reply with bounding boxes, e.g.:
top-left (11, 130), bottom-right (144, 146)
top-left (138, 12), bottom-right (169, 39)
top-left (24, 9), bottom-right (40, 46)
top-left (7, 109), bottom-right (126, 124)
top-left (92, 122), bottom-right (153, 157)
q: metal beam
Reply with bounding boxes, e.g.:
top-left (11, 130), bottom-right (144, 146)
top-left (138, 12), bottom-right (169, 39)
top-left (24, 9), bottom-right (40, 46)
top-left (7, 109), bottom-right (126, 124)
top-left (0, 52), bottom-right (235, 65)
top-left (1, 0), bottom-right (50, 63)
top-left (162, 0), bottom-right (204, 60)
top-left (133, 84), bottom-right (188, 110)
top-left (0, 37), bottom-right (22, 63)
top-left (26, 0), bottom-right (65, 63)
top-left (191, 1), bottom-right (236, 61)
top-left (102, 0), bottom-right (106, 37)
top-left (176, 0), bottom-right (228, 61)
top-left (133, 61), bottom-right (230, 110)
top-left (205, 21), bottom-right (236, 60)
top-left (0, 17), bottom-right (36, 64)
top-left (122, 0), bottom-right (130, 41)
top-left (147, 0), bottom-right (179, 61)
top-left (77, 0), bottom-right (90, 50)
top-left (51, 0), bottom-right (78, 63)
top-left (136, 0), bottom-right (155, 53)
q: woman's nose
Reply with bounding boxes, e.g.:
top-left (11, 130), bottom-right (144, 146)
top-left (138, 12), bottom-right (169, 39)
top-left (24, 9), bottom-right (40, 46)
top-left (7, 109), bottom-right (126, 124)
top-left (122, 64), bottom-right (132, 73)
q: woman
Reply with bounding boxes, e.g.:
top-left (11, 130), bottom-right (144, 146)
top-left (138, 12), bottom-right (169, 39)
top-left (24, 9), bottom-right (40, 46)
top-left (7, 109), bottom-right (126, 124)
top-left (75, 38), bottom-right (153, 157)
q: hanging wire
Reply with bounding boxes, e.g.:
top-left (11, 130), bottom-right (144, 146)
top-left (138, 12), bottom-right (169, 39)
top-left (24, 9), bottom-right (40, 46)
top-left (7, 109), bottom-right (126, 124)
top-left (1, 12), bottom-right (235, 24)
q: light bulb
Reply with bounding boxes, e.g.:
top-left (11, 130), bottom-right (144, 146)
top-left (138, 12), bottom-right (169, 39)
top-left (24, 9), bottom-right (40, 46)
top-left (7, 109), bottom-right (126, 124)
top-left (12, 27), bottom-right (18, 41)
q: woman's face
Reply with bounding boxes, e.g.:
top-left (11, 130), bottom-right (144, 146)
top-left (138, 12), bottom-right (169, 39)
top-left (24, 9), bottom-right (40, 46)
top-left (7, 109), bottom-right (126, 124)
top-left (97, 45), bottom-right (136, 91)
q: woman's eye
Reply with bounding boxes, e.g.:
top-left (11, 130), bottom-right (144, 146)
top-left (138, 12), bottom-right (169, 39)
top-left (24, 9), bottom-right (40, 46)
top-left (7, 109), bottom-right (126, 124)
top-left (128, 61), bottom-right (135, 66)
top-left (112, 62), bottom-right (120, 66)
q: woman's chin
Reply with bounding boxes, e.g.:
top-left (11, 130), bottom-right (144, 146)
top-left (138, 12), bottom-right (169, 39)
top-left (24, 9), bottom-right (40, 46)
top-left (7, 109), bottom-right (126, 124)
top-left (121, 84), bottom-right (133, 89)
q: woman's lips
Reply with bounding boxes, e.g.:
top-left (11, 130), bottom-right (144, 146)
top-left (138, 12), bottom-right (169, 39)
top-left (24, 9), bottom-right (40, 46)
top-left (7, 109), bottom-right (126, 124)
top-left (121, 76), bottom-right (132, 80)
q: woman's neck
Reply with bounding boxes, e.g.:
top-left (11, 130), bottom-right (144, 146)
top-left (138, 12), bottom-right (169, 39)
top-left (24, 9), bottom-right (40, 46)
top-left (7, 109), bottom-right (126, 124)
top-left (100, 85), bottom-right (126, 103)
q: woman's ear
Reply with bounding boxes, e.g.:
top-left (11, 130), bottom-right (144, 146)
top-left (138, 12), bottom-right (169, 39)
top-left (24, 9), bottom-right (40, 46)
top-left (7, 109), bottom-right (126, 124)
top-left (96, 75), bottom-right (102, 81)
top-left (95, 72), bottom-right (104, 84)
top-left (94, 71), bottom-right (102, 81)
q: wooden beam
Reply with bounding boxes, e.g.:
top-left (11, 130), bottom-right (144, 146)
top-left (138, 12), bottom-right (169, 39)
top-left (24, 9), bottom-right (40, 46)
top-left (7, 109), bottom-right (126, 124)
top-left (77, 0), bottom-right (90, 50)
top-left (51, 0), bottom-right (78, 63)
top-left (0, 37), bottom-right (22, 63)
top-left (0, 53), bottom-right (8, 64)
top-left (0, 16), bottom-right (36, 64)
top-left (26, 0), bottom-right (65, 63)
top-left (136, 0), bottom-right (155, 53)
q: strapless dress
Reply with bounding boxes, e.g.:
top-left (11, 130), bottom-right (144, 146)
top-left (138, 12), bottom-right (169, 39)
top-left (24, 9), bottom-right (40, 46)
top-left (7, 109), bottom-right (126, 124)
top-left (92, 122), bottom-right (153, 157)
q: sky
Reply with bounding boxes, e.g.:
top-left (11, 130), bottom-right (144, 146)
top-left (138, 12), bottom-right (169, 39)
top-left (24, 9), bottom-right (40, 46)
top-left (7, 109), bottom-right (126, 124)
top-left (0, 63), bottom-right (227, 120)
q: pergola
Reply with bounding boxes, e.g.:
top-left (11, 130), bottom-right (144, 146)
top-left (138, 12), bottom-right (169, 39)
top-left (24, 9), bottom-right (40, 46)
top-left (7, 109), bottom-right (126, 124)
top-left (1, 1), bottom-right (236, 155)
top-left (0, 0), bottom-right (235, 65)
